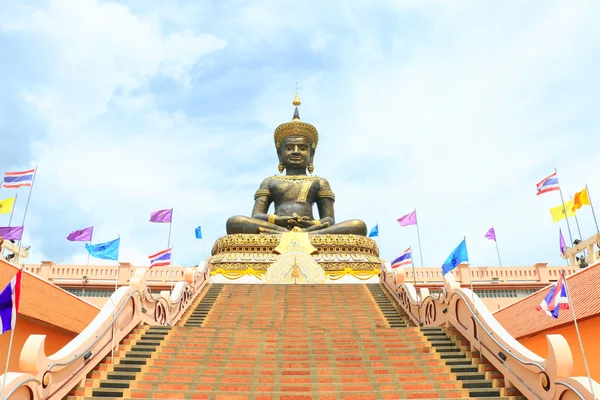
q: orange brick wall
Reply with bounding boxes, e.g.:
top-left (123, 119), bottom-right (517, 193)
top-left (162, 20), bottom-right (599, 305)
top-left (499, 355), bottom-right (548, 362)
top-left (518, 315), bottom-right (600, 380)
top-left (0, 315), bottom-right (78, 372)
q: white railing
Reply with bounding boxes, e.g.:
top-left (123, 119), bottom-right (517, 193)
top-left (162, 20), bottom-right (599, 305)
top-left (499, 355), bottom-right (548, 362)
top-left (381, 263), bottom-right (600, 400)
top-left (1, 263), bottom-right (210, 400)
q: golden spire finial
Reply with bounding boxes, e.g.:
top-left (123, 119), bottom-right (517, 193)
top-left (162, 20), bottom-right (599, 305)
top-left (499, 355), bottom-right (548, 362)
top-left (292, 86), bottom-right (301, 121)
top-left (293, 91), bottom-right (301, 106)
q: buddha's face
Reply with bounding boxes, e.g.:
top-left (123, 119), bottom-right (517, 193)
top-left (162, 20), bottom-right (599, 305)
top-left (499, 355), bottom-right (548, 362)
top-left (280, 136), bottom-right (311, 168)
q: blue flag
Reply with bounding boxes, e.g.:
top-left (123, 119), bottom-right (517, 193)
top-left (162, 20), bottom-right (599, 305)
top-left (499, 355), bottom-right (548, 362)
top-left (441, 238), bottom-right (468, 275)
top-left (85, 237), bottom-right (120, 260)
top-left (368, 224), bottom-right (379, 238)
top-left (195, 226), bottom-right (202, 239)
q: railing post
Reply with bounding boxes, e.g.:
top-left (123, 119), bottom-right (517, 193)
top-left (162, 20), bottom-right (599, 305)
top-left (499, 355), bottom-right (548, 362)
top-left (39, 260), bottom-right (54, 280)
top-left (118, 262), bottom-right (133, 286)
top-left (533, 263), bottom-right (549, 282)
top-left (457, 263), bottom-right (470, 284)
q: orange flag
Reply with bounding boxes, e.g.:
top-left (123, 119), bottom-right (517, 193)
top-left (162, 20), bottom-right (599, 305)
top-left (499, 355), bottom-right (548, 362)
top-left (572, 187), bottom-right (591, 211)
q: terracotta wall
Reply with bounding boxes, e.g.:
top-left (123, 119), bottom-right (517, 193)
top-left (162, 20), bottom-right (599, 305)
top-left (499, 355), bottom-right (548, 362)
top-left (0, 315), bottom-right (78, 372)
top-left (518, 315), bottom-right (600, 380)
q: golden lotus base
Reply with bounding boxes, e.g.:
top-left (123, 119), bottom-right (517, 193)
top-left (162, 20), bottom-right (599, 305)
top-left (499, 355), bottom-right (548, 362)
top-left (208, 232), bottom-right (381, 283)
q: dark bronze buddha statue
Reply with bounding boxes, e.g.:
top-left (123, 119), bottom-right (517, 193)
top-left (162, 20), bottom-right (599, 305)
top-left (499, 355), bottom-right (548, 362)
top-left (226, 93), bottom-right (367, 236)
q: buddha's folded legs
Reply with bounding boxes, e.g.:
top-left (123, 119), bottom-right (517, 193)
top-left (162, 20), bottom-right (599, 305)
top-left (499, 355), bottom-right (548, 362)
top-left (307, 219), bottom-right (367, 236)
top-left (226, 215), bottom-right (289, 235)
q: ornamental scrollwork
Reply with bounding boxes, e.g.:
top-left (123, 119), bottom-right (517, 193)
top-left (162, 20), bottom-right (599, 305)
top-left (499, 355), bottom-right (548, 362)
top-left (424, 300), bottom-right (437, 325)
top-left (154, 301), bottom-right (168, 326)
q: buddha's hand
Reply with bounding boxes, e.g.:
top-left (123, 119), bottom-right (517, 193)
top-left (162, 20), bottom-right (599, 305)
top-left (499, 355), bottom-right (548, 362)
top-left (303, 221), bottom-right (330, 232)
top-left (272, 215), bottom-right (298, 227)
top-left (288, 215), bottom-right (317, 229)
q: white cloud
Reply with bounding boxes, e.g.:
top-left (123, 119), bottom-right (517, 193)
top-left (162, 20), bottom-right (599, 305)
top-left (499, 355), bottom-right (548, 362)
top-left (2, 0), bottom-right (600, 271)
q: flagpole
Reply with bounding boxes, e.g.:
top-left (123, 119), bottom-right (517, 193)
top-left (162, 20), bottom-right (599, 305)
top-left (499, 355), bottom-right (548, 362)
top-left (1, 268), bottom-right (22, 400)
top-left (1, 318), bottom-right (17, 400)
top-left (7, 193), bottom-right (18, 227)
top-left (111, 235), bottom-right (120, 364)
top-left (167, 209), bottom-right (173, 250)
top-left (555, 168), bottom-right (574, 245)
top-left (492, 226), bottom-right (502, 267)
top-left (561, 269), bottom-right (596, 399)
top-left (170, 245), bottom-right (175, 293)
top-left (86, 227), bottom-right (93, 269)
top-left (201, 237), bottom-right (207, 260)
top-left (570, 196), bottom-right (583, 241)
top-left (375, 221), bottom-right (381, 254)
top-left (409, 245), bottom-right (418, 288)
top-left (3, 192), bottom-right (18, 258)
top-left (414, 208), bottom-right (424, 267)
top-left (464, 236), bottom-right (482, 361)
top-left (409, 245), bottom-right (421, 325)
top-left (585, 184), bottom-right (600, 233)
top-left (16, 167), bottom-right (38, 264)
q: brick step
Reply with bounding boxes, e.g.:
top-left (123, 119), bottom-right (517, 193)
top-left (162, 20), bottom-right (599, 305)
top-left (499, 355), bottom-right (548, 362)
top-left (155, 346), bottom-right (435, 355)
top-left (168, 329), bottom-right (425, 337)
top-left (150, 359), bottom-right (447, 369)
top-left (167, 337), bottom-right (427, 345)
top-left (197, 322), bottom-right (389, 327)
top-left (194, 324), bottom-right (390, 329)
top-left (153, 351), bottom-right (437, 360)
top-left (166, 328), bottom-right (425, 335)
top-left (156, 344), bottom-right (433, 353)
top-left (138, 365), bottom-right (452, 377)
top-left (151, 353), bottom-right (442, 363)
top-left (167, 338), bottom-right (427, 346)
top-left (168, 325), bottom-right (421, 331)
top-left (67, 396), bottom-right (526, 400)
top-left (119, 387), bottom-right (469, 399)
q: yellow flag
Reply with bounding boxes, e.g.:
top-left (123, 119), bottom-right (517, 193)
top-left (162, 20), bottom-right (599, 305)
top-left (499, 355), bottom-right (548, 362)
top-left (572, 187), bottom-right (591, 211)
top-left (0, 197), bottom-right (15, 215)
top-left (550, 200), bottom-right (575, 222)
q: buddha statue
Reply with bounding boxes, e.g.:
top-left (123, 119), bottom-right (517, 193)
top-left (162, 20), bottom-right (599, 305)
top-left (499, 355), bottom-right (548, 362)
top-left (226, 93), bottom-right (367, 236)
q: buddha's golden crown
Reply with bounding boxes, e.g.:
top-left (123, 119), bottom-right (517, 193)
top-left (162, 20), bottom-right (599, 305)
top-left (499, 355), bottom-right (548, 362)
top-left (274, 92), bottom-right (319, 150)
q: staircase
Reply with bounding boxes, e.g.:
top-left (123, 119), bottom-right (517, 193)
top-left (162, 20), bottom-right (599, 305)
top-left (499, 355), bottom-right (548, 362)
top-left (67, 283), bottom-right (525, 399)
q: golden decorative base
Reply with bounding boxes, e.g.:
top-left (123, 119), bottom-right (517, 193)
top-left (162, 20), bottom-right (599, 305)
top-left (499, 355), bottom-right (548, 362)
top-left (209, 233), bottom-right (381, 282)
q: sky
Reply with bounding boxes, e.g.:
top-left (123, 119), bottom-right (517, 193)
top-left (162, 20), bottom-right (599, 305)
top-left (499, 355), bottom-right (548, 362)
top-left (1, 0), bottom-right (599, 269)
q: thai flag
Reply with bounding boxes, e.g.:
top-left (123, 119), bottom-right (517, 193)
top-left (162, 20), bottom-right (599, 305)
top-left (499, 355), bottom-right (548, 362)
top-left (148, 248), bottom-right (172, 268)
top-left (536, 172), bottom-right (560, 196)
top-left (391, 248), bottom-right (412, 269)
top-left (0, 269), bottom-right (22, 334)
top-left (536, 272), bottom-right (569, 318)
top-left (3, 169), bottom-right (35, 189)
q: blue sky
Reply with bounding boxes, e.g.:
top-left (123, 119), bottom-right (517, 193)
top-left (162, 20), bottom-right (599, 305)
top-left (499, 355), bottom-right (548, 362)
top-left (1, 0), bottom-right (599, 268)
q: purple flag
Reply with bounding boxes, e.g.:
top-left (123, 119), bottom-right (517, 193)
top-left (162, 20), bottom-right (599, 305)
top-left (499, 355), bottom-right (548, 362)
top-left (397, 210), bottom-right (417, 227)
top-left (150, 208), bottom-right (173, 223)
top-left (485, 227), bottom-right (496, 241)
top-left (67, 226), bottom-right (93, 242)
top-left (559, 228), bottom-right (567, 255)
top-left (0, 226), bottom-right (24, 241)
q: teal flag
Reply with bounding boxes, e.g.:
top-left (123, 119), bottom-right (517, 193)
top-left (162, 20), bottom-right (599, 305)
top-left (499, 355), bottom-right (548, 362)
top-left (441, 238), bottom-right (468, 275)
top-left (368, 224), bottom-right (379, 238)
top-left (85, 237), bottom-right (120, 260)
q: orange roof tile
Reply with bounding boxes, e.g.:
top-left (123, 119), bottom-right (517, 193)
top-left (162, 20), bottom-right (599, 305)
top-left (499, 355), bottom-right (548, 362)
top-left (0, 259), bottom-right (99, 334)
top-left (493, 261), bottom-right (600, 339)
